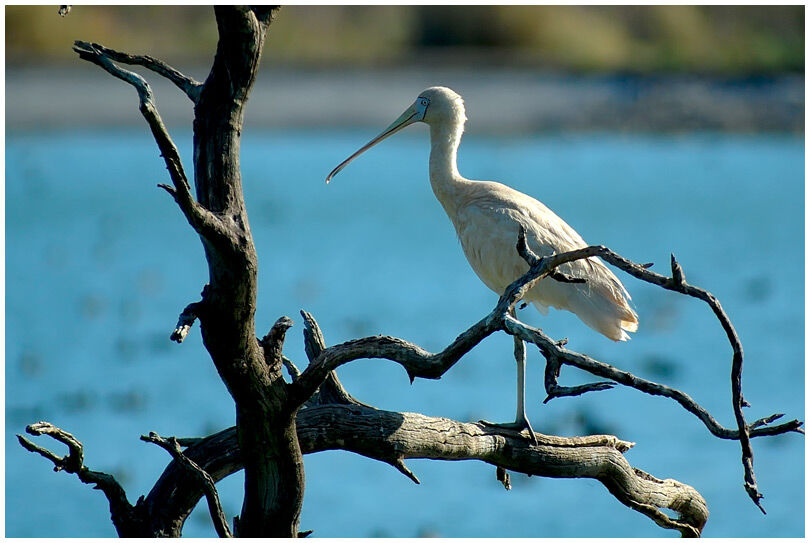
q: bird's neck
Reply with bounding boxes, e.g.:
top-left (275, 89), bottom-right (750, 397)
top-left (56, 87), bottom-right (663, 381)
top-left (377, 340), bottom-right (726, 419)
top-left (428, 120), bottom-right (467, 216)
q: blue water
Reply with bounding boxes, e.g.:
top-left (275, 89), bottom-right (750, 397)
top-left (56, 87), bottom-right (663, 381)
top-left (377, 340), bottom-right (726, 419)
top-left (5, 129), bottom-right (804, 537)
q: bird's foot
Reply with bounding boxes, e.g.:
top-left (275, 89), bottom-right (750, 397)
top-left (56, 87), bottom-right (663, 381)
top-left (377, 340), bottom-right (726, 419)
top-left (479, 416), bottom-right (538, 445)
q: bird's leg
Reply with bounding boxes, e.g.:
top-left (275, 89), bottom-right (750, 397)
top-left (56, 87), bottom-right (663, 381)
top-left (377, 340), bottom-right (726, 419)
top-left (510, 331), bottom-right (539, 442)
top-left (480, 309), bottom-right (538, 445)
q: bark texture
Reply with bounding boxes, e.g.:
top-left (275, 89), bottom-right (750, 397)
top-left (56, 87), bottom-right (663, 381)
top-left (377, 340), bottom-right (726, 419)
top-left (77, 6), bottom-right (309, 537)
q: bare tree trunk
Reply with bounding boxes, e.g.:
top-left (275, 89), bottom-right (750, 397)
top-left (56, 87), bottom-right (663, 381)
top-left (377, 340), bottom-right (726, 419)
top-left (75, 6), bottom-right (306, 536)
top-left (184, 7), bottom-right (304, 537)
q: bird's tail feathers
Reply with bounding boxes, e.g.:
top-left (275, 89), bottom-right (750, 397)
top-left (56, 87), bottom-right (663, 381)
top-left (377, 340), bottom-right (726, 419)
top-left (560, 260), bottom-right (638, 342)
top-left (525, 257), bottom-right (638, 342)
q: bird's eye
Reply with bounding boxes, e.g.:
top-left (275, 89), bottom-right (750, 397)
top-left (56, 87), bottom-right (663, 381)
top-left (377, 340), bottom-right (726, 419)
top-left (420, 99), bottom-right (428, 106)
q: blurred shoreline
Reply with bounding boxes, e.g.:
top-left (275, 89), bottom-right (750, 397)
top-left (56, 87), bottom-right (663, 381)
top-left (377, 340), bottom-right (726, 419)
top-left (7, 66), bottom-right (803, 134)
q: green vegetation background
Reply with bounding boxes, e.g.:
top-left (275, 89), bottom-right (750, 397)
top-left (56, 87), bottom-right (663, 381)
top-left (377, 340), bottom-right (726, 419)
top-left (6, 5), bottom-right (804, 73)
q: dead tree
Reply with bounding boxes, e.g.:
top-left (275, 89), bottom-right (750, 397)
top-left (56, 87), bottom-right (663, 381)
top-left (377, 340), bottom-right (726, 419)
top-left (18, 6), bottom-right (802, 538)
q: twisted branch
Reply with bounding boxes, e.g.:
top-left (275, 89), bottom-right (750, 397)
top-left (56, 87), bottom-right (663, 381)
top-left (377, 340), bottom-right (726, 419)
top-left (141, 404), bottom-right (706, 537)
top-left (141, 432), bottom-right (232, 537)
top-left (511, 234), bottom-right (801, 512)
top-left (75, 42), bottom-right (202, 102)
top-left (299, 310), bottom-right (372, 407)
top-left (16, 423), bottom-right (147, 536)
top-left (505, 316), bottom-right (800, 438)
top-left (71, 41), bottom-right (231, 248)
top-left (290, 229), bottom-right (801, 513)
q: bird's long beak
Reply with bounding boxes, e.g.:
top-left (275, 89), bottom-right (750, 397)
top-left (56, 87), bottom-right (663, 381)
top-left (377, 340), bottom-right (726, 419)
top-left (326, 103), bottom-right (424, 184)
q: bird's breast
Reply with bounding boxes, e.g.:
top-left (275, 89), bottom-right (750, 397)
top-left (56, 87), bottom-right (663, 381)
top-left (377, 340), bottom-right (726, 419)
top-left (449, 196), bottom-right (592, 310)
top-left (452, 204), bottom-right (535, 294)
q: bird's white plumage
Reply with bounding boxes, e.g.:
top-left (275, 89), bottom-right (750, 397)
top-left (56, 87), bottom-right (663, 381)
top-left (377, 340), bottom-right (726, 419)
top-left (328, 86), bottom-right (638, 341)
top-left (450, 179), bottom-right (637, 340)
top-left (418, 86), bottom-right (637, 341)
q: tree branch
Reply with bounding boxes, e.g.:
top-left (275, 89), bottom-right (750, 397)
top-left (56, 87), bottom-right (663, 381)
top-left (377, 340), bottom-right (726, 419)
top-left (141, 432), bottom-right (232, 537)
top-left (71, 41), bottom-right (232, 249)
top-left (504, 315), bottom-right (801, 438)
top-left (290, 314), bottom-right (497, 404)
top-left (290, 230), bottom-right (801, 513)
top-left (498, 229), bottom-right (801, 511)
top-left (496, 466), bottom-right (512, 490)
top-left (297, 309), bottom-right (372, 407)
top-left (171, 299), bottom-right (203, 343)
top-left (143, 405), bottom-right (707, 537)
top-left (76, 42), bottom-right (202, 102)
top-left (259, 316), bottom-right (294, 373)
top-left (282, 355), bottom-right (302, 381)
top-left (17, 422), bottom-right (148, 537)
top-left (509, 237), bottom-right (800, 512)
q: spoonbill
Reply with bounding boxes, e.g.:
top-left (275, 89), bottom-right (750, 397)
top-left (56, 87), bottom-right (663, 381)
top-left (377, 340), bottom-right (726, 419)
top-left (326, 86), bottom-right (637, 436)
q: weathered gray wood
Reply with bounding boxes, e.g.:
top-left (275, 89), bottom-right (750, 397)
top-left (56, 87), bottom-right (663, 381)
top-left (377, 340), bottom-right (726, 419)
top-left (17, 423), bottom-right (151, 537)
top-left (78, 6), bottom-right (304, 537)
top-left (76, 41), bottom-right (202, 102)
top-left (142, 405), bottom-right (707, 537)
top-left (292, 228), bottom-right (802, 516)
top-left (141, 432), bottom-right (232, 538)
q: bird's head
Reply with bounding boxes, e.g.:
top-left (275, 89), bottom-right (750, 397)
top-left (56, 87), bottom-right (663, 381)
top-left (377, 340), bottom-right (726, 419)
top-left (418, 86), bottom-right (467, 126)
top-left (326, 86), bottom-right (466, 183)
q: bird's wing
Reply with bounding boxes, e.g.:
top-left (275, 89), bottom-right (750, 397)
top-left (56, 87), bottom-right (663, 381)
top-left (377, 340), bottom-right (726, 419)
top-left (457, 181), bottom-right (586, 259)
top-left (453, 181), bottom-right (638, 340)
top-left (515, 195), bottom-right (639, 338)
top-left (452, 184), bottom-right (562, 294)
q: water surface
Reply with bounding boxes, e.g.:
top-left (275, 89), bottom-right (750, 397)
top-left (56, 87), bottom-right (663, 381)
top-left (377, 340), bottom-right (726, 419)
top-left (5, 130), bottom-right (804, 537)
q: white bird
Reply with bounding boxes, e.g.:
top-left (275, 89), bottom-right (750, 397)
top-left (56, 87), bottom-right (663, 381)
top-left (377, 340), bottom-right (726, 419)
top-left (327, 86), bottom-right (637, 436)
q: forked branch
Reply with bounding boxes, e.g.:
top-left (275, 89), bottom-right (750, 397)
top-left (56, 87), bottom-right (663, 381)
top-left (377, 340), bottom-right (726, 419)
top-left (20, 413), bottom-right (705, 536)
top-left (139, 405), bottom-right (706, 537)
top-left (141, 432), bottom-right (232, 537)
top-left (291, 229), bottom-right (801, 514)
top-left (511, 231), bottom-right (801, 512)
top-left (76, 42), bottom-right (202, 102)
top-left (71, 41), bottom-right (231, 248)
top-left (16, 423), bottom-right (147, 536)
